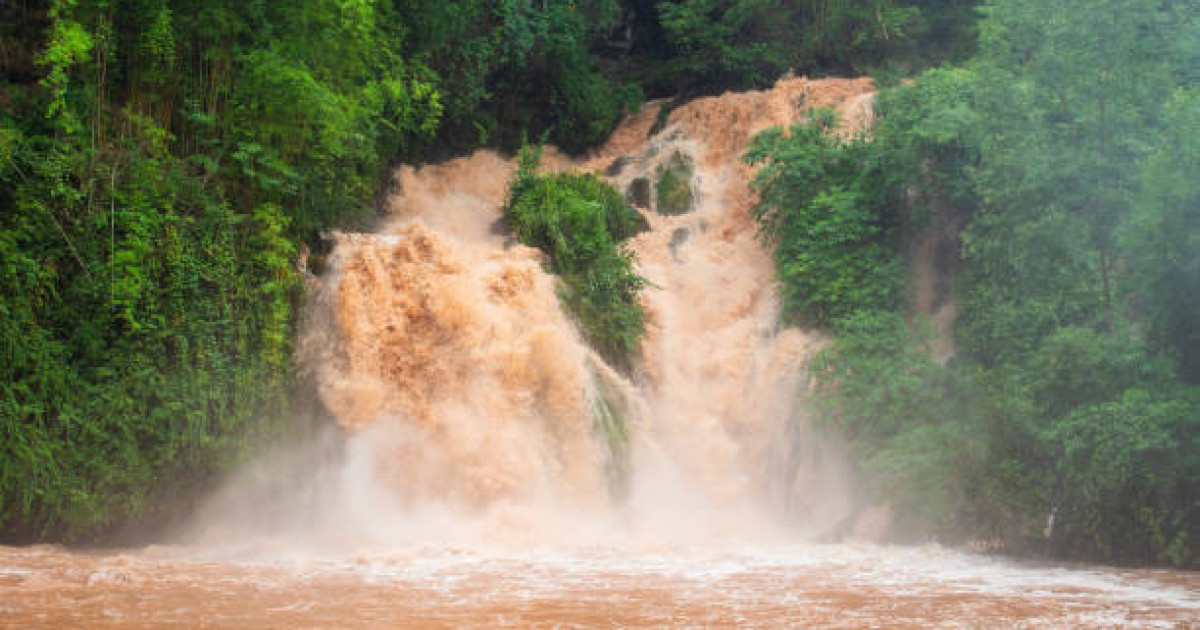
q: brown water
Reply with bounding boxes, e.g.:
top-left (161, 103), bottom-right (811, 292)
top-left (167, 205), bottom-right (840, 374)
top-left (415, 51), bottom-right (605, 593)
top-left (4, 78), bottom-right (1196, 628)
top-left (300, 77), bottom-right (879, 540)
top-left (1, 544), bottom-right (1196, 628)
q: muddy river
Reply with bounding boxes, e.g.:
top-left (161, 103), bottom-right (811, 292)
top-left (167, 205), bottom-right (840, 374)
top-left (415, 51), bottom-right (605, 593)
top-left (2, 543), bottom-right (1195, 628)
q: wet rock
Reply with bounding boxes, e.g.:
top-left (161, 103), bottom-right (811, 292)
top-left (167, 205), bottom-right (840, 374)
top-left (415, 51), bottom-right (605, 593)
top-left (654, 151), bottom-right (695, 216)
top-left (625, 177), bottom-right (651, 208)
top-left (669, 226), bottom-right (690, 262)
top-left (648, 100), bottom-right (675, 137)
top-left (624, 205), bottom-right (651, 236)
top-left (489, 216), bottom-right (511, 236)
top-left (303, 232), bottom-right (337, 276)
top-left (606, 156), bottom-right (631, 177)
top-left (492, 216), bottom-right (522, 249)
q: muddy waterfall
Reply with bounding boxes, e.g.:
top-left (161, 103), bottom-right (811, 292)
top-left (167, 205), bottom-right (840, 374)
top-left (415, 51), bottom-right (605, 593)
top-left (273, 78), bottom-right (880, 545)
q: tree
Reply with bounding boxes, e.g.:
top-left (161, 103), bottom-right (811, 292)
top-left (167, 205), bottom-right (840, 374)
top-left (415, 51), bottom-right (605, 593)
top-left (744, 111), bottom-right (901, 327)
top-left (1120, 89), bottom-right (1200, 383)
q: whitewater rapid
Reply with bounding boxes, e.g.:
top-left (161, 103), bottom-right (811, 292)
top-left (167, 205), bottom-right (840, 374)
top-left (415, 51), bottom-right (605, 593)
top-left (1, 543), bottom-right (1195, 628)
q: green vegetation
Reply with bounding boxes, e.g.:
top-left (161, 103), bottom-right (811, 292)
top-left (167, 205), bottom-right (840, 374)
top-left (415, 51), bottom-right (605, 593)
top-left (744, 111), bottom-right (901, 326)
top-left (646, 0), bottom-right (980, 94)
top-left (751, 0), bottom-right (1198, 566)
top-left (653, 151), bottom-right (695, 215)
top-left (590, 371), bottom-right (632, 496)
top-left (504, 146), bottom-right (649, 369)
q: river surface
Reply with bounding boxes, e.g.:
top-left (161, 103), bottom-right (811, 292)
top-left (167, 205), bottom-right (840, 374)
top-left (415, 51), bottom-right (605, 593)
top-left (1, 543), bottom-right (1196, 628)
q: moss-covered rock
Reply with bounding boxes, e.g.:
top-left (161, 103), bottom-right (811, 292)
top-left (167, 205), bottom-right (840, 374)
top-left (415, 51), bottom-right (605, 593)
top-left (623, 203), bottom-right (651, 236)
top-left (654, 151), bottom-right (695, 215)
top-left (606, 156), bottom-right (631, 177)
top-left (626, 177), bottom-right (651, 208)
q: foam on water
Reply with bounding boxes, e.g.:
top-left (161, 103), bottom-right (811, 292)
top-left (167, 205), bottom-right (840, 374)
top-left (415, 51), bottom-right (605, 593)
top-left (2, 543), bottom-right (1194, 628)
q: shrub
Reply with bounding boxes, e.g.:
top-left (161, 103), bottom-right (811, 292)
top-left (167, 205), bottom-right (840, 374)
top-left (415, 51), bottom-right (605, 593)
top-left (505, 146), bottom-right (649, 368)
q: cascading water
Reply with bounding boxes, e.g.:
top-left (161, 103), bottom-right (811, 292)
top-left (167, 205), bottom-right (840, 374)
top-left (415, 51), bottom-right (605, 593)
top-left (294, 77), bottom-right (879, 545)
top-left (2, 78), bottom-right (1195, 629)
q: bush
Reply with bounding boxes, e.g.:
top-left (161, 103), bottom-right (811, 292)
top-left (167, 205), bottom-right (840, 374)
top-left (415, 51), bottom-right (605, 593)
top-left (744, 111), bottom-right (901, 327)
top-left (1048, 388), bottom-right (1199, 566)
top-left (505, 146), bottom-right (649, 368)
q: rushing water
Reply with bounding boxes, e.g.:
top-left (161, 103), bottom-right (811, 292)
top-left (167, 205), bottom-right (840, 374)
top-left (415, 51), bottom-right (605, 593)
top-left (2, 78), bottom-right (1196, 628)
top-left (298, 77), bottom-right (880, 539)
top-left (1, 543), bottom-right (1196, 628)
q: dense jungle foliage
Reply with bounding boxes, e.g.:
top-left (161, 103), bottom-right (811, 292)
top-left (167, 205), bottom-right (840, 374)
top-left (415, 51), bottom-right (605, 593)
top-left (749, 0), bottom-right (1197, 566)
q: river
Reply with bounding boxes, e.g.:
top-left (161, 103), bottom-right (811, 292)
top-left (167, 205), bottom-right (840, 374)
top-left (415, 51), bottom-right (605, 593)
top-left (1, 543), bottom-right (1196, 628)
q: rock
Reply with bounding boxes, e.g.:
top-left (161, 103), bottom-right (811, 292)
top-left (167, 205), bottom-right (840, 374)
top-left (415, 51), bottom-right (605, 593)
top-left (669, 226), bottom-right (690, 261)
top-left (606, 156), bottom-right (631, 177)
top-left (654, 151), bottom-right (695, 216)
top-left (305, 232), bottom-right (337, 276)
top-left (625, 177), bottom-right (651, 208)
top-left (624, 205), bottom-right (651, 236)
